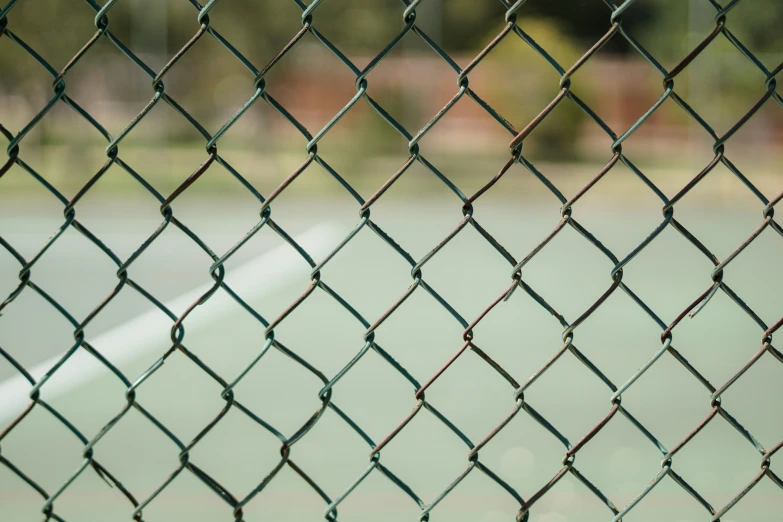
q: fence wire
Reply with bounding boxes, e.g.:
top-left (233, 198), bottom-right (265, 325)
top-left (1, 0), bottom-right (782, 521)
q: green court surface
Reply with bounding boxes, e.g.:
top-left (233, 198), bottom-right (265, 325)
top-left (0, 189), bottom-right (781, 522)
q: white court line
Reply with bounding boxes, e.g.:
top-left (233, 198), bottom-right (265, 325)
top-left (0, 223), bottom-right (341, 423)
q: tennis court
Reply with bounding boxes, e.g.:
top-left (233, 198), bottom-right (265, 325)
top-left (1, 183), bottom-right (781, 522)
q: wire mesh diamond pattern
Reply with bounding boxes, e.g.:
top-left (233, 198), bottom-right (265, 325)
top-left (1, 0), bottom-right (781, 521)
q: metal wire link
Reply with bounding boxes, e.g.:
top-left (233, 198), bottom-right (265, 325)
top-left (1, 0), bottom-right (781, 521)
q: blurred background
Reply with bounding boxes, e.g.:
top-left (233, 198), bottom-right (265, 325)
top-left (0, 0), bottom-right (782, 199)
top-left (1, 1), bottom-right (782, 522)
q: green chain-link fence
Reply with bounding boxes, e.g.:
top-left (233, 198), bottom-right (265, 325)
top-left (1, 0), bottom-right (782, 521)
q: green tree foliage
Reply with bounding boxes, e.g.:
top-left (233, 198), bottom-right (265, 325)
top-left (3, 0), bottom-right (781, 91)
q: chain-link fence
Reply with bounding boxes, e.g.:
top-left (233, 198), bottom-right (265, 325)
top-left (1, 0), bottom-right (782, 521)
